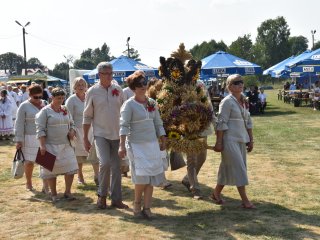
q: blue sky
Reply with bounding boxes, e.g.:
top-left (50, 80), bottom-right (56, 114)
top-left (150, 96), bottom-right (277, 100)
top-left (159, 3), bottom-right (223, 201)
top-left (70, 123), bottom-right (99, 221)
top-left (0, 0), bottom-right (319, 69)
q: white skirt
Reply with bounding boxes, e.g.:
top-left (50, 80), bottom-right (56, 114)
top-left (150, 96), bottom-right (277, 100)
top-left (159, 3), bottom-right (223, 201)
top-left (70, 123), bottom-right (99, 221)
top-left (22, 134), bottom-right (39, 162)
top-left (0, 117), bottom-right (13, 136)
top-left (128, 141), bottom-right (163, 176)
top-left (40, 143), bottom-right (78, 179)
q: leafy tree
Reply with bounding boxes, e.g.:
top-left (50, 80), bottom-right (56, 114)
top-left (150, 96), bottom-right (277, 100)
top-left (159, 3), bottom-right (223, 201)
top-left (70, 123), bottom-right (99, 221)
top-left (255, 16), bottom-right (291, 67)
top-left (228, 34), bottom-right (253, 61)
top-left (190, 39), bottom-right (228, 60)
top-left (79, 43), bottom-right (114, 66)
top-left (51, 62), bottom-right (69, 80)
top-left (243, 75), bottom-right (260, 88)
top-left (94, 43), bottom-right (114, 63)
top-left (123, 47), bottom-right (141, 61)
top-left (27, 57), bottom-right (44, 69)
top-left (289, 36), bottom-right (308, 55)
top-left (0, 52), bottom-right (24, 74)
top-left (73, 58), bottom-right (95, 70)
top-left (312, 40), bottom-right (320, 50)
top-left (80, 48), bottom-right (93, 60)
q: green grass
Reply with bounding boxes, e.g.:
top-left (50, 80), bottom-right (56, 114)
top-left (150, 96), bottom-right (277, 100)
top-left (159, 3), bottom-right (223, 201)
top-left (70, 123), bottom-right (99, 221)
top-left (0, 89), bottom-right (319, 240)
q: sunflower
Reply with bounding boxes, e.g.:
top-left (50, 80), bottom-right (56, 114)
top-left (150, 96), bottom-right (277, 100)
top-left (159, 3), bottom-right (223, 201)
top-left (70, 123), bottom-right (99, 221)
top-left (168, 131), bottom-right (181, 140)
top-left (171, 68), bottom-right (181, 80)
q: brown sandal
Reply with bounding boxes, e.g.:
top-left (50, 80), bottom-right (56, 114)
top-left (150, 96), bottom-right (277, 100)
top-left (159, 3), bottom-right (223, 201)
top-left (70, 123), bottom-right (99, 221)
top-left (133, 201), bottom-right (142, 217)
top-left (209, 192), bottom-right (225, 205)
top-left (97, 196), bottom-right (107, 209)
top-left (241, 203), bottom-right (257, 209)
top-left (142, 208), bottom-right (153, 220)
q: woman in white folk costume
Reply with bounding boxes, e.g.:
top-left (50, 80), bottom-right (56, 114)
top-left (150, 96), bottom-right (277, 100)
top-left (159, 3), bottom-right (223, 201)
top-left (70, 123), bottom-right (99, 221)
top-left (119, 71), bottom-right (166, 219)
top-left (66, 77), bottom-right (99, 185)
top-left (14, 84), bottom-right (49, 192)
top-left (36, 87), bottom-right (78, 202)
top-left (211, 74), bottom-right (256, 209)
top-left (0, 90), bottom-right (14, 140)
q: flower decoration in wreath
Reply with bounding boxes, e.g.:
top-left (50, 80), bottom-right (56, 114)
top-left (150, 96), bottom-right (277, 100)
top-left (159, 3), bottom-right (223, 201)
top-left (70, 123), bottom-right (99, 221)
top-left (168, 131), bottom-right (181, 140)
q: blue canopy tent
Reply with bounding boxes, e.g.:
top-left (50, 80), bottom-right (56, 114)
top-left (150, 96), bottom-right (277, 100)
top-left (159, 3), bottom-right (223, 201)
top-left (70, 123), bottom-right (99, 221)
top-left (83, 55), bottom-right (158, 84)
top-left (285, 49), bottom-right (320, 88)
top-left (263, 56), bottom-right (296, 77)
top-left (201, 51), bottom-right (262, 80)
top-left (263, 51), bottom-right (313, 79)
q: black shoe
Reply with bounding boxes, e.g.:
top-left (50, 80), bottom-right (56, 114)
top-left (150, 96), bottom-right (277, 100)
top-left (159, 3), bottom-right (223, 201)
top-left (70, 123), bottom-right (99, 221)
top-left (181, 180), bottom-right (191, 192)
top-left (191, 189), bottom-right (203, 200)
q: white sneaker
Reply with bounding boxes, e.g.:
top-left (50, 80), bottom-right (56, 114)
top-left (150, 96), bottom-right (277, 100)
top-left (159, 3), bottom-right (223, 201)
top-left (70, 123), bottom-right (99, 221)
top-left (314, 108), bottom-right (317, 111)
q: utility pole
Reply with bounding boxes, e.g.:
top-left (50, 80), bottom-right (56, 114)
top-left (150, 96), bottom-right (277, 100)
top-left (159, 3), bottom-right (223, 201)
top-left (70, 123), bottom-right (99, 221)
top-left (15, 21), bottom-right (30, 75)
top-left (127, 37), bottom-right (130, 58)
top-left (311, 30), bottom-right (316, 50)
top-left (63, 55), bottom-right (73, 82)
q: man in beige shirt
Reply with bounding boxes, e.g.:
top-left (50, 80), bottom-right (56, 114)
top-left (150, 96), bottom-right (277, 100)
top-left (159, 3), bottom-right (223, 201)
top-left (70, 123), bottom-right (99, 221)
top-left (83, 62), bottom-right (128, 209)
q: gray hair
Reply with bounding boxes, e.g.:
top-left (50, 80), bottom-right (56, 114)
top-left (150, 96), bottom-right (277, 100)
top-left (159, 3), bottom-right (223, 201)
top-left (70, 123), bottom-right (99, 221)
top-left (97, 62), bottom-right (113, 73)
top-left (73, 77), bottom-right (88, 90)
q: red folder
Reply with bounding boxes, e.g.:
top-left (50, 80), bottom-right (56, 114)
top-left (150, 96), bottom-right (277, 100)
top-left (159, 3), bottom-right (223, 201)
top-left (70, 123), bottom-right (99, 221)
top-left (35, 148), bottom-right (56, 171)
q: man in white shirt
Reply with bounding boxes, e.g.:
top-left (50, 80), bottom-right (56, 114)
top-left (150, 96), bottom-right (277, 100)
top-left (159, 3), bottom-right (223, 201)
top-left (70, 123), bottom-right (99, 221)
top-left (289, 81), bottom-right (296, 94)
top-left (83, 62), bottom-right (128, 210)
top-left (258, 88), bottom-right (267, 113)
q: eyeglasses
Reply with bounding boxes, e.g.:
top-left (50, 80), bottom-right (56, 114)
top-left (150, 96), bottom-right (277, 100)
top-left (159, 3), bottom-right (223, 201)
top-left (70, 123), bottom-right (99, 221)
top-left (99, 71), bottom-right (113, 76)
top-left (33, 95), bottom-right (43, 99)
top-left (232, 80), bottom-right (244, 86)
top-left (135, 79), bottom-right (148, 88)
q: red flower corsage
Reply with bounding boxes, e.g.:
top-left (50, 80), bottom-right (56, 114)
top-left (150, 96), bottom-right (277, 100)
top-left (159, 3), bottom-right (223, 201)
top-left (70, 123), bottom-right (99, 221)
top-left (112, 88), bottom-right (119, 97)
top-left (60, 107), bottom-right (68, 115)
top-left (146, 100), bottom-right (156, 112)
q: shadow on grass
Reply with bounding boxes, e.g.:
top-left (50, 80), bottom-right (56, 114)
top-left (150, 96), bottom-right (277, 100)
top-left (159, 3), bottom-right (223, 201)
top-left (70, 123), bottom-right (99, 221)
top-left (118, 201), bottom-right (320, 240)
top-left (26, 178), bottom-right (320, 239)
top-left (253, 105), bottom-right (297, 117)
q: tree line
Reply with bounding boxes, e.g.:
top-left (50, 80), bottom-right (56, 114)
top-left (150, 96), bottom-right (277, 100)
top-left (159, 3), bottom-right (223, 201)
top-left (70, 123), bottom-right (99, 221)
top-left (1, 16), bottom-right (319, 80)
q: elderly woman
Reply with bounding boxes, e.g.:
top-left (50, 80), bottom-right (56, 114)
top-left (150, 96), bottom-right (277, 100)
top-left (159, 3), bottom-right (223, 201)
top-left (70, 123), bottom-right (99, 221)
top-left (119, 71), bottom-right (166, 219)
top-left (211, 74), bottom-right (255, 209)
top-left (15, 84), bottom-right (49, 192)
top-left (0, 90), bottom-right (14, 140)
top-left (66, 77), bottom-right (99, 185)
top-left (36, 87), bottom-right (78, 202)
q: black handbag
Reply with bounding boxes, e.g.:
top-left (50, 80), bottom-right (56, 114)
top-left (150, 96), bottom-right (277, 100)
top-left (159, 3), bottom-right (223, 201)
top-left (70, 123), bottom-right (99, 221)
top-left (169, 151), bottom-right (186, 171)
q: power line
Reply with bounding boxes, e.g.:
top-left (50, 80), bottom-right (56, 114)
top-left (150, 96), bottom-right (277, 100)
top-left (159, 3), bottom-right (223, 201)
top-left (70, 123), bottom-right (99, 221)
top-left (0, 34), bottom-right (20, 40)
top-left (28, 33), bottom-right (83, 51)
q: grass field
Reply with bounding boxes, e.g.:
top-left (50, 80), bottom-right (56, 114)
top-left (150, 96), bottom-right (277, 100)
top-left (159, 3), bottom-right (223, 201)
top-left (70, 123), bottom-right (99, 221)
top-left (0, 90), bottom-right (319, 240)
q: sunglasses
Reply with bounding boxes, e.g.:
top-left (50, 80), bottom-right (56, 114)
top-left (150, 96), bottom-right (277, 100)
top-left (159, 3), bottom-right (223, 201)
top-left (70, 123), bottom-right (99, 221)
top-left (33, 95), bottom-right (43, 99)
top-left (99, 71), bottom-right (113, 76)
top-left (136, 79), bottom-right (148, 88)
top-left (232, 80), bottom-right (244, 85)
